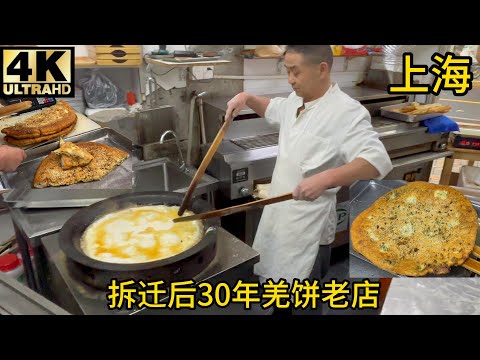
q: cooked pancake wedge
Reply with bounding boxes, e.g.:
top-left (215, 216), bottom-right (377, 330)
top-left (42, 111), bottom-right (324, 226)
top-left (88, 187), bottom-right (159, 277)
top-left (1, 101), bottom-right (76, 139)
top-left (33, 142), bottom-right (129, 188)
top-left (351, 182), bottom-right (478, 276)
top-left (53, 138), bottom-right (94, 169)
top-left (4, 121), bottom-right (76, 147)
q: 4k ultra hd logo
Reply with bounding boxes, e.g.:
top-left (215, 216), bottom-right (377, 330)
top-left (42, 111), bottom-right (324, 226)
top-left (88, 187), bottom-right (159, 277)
top-left (0, 47), bottom-right (74, 97)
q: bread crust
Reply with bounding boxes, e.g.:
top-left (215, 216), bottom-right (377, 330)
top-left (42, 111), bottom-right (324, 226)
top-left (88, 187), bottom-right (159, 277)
top-left (33, 142), bottom-right (129, 188)
top-left (4, 121), bottom-right (76, 146)
top-left (351, 181), bottom-right (478, 276)
top-left (1, 101), bottom-right (77, 139)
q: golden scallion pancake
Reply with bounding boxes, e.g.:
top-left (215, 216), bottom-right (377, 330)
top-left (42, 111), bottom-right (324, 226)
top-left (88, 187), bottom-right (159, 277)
top-left (351, 182), bottom-right (478, 276)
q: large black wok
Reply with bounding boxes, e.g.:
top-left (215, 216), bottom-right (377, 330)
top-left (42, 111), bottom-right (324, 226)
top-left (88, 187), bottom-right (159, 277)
top-left (59, 191), bottom-right (219, 290)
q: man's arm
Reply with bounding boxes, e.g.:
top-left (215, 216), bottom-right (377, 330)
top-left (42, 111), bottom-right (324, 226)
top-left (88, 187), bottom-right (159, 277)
top-left (225, 92), bottom-right (271, 121)
top-left (293, 158), bottom-right (379, 201)
top-left (0, 145), bottom-right (27, 173)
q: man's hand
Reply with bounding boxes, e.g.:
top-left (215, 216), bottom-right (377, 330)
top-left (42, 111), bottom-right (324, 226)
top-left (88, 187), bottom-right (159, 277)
top-left (0, 145), bottom-right (27, 172)
top-left (225, 92), bottom-right (249, 122)
top-left (293, 171), bottom-right (334, 201)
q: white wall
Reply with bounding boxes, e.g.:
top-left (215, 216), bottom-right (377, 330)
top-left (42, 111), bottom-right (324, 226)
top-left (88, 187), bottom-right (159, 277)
top-left (243, 56), bottom-right (371, 95)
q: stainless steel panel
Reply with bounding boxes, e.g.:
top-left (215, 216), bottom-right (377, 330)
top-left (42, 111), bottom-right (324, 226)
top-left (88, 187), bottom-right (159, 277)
top-left (94, 106), bottom-right (178, 146)
top-left (390, 151), bottom-right (453, 169)
top-left (0, 272), bottom-right (70, 315)
top-left (132, 157), bottom-right (219, 196)
top-left (379, 128), bottom-right (446, 152)
top-left (0, 128), bottom-right (140, 209)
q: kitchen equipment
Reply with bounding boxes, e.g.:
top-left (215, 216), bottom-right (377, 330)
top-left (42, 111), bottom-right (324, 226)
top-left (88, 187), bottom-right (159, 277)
top-left (174, 192), bottom-right (293, 223)
top-left (0, 128), bottom-right (139, 208)
top-left (380, 102), bottom-right (449, 123)
top-left (41, 227), bottom-right (263, 315)
top-left (0, 101), bottom-right (32, 118)
top-left (0, 272), bottom-right (70, 315)
top-left (93, 105), bottom-right (180, 161)
top-left (178, 117), bottom-right (233, 216)
top-left (349, 180), bottom-right (480, 278)
top-left (451, 128), bottom-right (480, 150)
top-left (58, 191), bottom-right (220, 290)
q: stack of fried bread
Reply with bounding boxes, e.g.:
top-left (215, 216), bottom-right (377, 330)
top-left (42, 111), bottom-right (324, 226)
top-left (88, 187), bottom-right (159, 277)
top-left (1, 101), bottom-right (77, 147)
top-left (34, 138), bottom-right (129, 188)
top-left (393, 102), bottom-right (451, 115)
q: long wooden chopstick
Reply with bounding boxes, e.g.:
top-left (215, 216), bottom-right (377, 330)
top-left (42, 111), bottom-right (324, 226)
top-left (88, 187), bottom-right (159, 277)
top-left (178, 118), bottom-right (233, 216)
top-left (462, 257), bottom-right (480, 276)
top-left (174, 192), bottom-right (293, 223)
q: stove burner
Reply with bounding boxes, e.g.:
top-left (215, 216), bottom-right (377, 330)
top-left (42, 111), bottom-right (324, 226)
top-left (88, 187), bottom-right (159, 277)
top-left (230, 133), bottom-right (279, 150)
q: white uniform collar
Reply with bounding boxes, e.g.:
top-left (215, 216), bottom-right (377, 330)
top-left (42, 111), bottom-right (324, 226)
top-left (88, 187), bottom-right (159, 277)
top-left (303, 82), bottom-right (336, 109)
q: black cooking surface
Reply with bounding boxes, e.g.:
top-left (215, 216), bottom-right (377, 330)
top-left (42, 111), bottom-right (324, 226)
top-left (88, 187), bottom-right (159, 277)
top-left (230, 133), bottom-right (279, 150)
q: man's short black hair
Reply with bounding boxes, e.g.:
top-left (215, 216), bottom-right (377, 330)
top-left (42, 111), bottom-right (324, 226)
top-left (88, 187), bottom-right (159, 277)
top-left (285, 45), bottom-right (333, 69)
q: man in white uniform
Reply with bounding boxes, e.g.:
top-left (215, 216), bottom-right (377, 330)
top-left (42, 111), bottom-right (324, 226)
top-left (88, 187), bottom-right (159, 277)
top-left (225, 45), bottom-right (392, 287)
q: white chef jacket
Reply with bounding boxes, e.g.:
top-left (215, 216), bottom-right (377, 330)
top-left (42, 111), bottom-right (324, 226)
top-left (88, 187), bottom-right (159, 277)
top-left (253, 83), bottom-right (393, 283)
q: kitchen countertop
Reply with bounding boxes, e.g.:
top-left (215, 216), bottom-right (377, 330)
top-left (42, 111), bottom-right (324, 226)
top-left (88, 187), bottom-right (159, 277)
top-left (381, 277), bottom-right (480, 315)
top-left (0, 272), bottom-right (70, 315)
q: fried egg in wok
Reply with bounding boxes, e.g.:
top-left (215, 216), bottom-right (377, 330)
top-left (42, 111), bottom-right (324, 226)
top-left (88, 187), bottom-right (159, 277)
top-left (81, 205), bottom-right (203, 264)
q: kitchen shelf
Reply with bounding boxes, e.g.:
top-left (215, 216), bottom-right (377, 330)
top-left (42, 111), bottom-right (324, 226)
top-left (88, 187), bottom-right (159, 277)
top-left (145, 57), bottom-right (231, 67)
top-left (74, 56), bottom-right (141, 69)
top-left (238, 53), bottom-right (383, 60)
top-left (239, 55), bottom-right (284, 59)
top-left (75, 63), bottom-right (141, 69)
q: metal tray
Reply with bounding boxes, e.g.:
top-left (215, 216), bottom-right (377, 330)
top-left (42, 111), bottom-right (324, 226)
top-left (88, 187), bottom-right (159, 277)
top-left (380, 102), bottom-right (447, 123)
top-left (349, 180), bottom-right (480, 278)
top-left (0, 128), bottom-right (140, 209)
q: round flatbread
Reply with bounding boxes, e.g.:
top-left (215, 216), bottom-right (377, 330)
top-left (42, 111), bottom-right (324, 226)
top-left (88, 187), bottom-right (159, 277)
top-left (351, 181), bottom-right (478, 276)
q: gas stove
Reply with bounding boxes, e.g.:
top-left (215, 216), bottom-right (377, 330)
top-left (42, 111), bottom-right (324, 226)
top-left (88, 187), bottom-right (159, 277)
top-left (39, 228), bottom-right (267, 315)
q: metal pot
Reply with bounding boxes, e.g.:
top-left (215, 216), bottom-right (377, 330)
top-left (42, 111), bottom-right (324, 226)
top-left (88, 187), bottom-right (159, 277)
top-left (59, 191), bottom-right (219, 290)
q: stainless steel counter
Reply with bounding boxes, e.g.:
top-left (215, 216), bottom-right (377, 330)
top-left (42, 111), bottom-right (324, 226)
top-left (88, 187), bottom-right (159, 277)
top-left (381, 278), bottom-right (480, 315)
top-left (41, 227), bottom-right (267, 315)
top-left (0, 272), bottom-right (70, 315)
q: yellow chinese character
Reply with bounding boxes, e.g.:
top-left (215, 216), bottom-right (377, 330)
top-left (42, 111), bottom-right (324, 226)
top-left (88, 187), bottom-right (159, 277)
top-left (137, 280), bottom-right (168, 308)
top-left (430, 52), bottom-right (472, 96)
top-left (197, 282), bottom-right (214, 307)
top-left (167, 280), bottom-right (196, 309)
top-left (212, 282), bottom-right (231, 307)
top-left (321, 279), bottom-right (350, 309)
top-left (351, 279), bottom-right (380, 309)
top-left (261, 278), bottom-right (291, 309)
top-left (231, 280), bottom-right (261, 309)
top-left (388, 53), bottom-right (430, 94)
top-left (107, 279), bottom-right (137, 310)
top-left (291, 279), bottom-right (321, 309)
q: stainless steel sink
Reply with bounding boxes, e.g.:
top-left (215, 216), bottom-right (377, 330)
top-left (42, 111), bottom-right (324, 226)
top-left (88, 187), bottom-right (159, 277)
top-left (95, 105), bottom-right (180, 160)
top-left (132, 157), bottom-right (218, 197)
